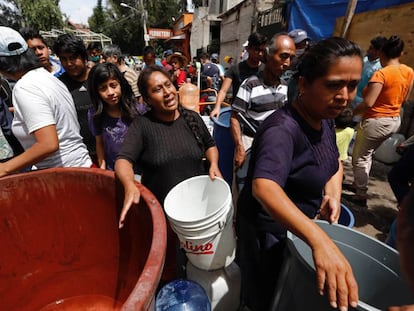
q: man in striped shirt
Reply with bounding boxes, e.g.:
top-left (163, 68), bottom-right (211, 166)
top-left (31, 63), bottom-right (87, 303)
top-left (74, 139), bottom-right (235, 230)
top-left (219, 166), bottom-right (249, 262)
top-left (230, 33), bottom-right (296, 169)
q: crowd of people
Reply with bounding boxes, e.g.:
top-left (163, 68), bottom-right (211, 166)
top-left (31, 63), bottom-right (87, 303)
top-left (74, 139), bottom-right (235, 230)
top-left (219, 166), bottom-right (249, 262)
top-left (1, 25), bottom-right (414, 311)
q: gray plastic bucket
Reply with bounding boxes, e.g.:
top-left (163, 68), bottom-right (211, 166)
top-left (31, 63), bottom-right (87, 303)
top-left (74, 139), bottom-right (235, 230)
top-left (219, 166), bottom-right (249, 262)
top-left (272, 220), bottom-right (414, 311)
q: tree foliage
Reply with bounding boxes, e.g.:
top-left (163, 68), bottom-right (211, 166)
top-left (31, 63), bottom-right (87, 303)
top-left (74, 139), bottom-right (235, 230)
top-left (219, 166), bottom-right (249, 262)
top-left (88, 0), bottom-right (108, 33)
top-left (0, 0), bottom-right (63, 31)
top-left (91, 0), bottom-right (179, 55)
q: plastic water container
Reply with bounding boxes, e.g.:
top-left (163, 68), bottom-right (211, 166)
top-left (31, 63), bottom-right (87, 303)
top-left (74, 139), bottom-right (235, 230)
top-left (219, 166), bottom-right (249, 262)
top-left (164, 176), bottom-right (236, 271)
top-left (180, 79), bottom-right (200, 112)
top-left (338, 203), bottom-right (355, 227)
top-left (374, 133), bottom-right (405, 164)
top-left (272, 220), bottom-right (414, 310)
top-left (186, 261), bottom-right (241, 311)
top-left (211, 107), bottom-right (235, 187)
top-left (155, 279), bottom-right (211, 311)
top-left (0, 168), bottom-right (167, 310)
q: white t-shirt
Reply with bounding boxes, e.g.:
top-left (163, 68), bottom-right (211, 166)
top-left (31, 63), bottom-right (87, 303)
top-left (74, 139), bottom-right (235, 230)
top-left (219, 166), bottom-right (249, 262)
top-left (12, 67), bottom-right (92, 169)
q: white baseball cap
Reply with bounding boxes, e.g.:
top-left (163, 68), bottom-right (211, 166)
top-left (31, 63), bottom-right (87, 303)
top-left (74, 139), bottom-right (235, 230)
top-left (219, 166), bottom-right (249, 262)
top-left (0, 26), bottom-right (28, 57)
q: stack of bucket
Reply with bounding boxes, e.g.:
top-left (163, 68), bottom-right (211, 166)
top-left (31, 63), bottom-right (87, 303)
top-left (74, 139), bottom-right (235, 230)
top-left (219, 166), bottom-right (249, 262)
top-left (164, 176), bottom-right (241, 310)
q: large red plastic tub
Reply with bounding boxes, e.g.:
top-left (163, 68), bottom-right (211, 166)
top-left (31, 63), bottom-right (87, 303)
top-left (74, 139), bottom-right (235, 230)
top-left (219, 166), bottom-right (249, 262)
top-left (0, 168), bottom-right (167, 310)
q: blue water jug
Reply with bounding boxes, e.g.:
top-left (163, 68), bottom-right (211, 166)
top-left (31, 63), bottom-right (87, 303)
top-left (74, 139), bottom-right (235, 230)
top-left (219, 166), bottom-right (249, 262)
top-left (155, 279), bottom-right (211, 311)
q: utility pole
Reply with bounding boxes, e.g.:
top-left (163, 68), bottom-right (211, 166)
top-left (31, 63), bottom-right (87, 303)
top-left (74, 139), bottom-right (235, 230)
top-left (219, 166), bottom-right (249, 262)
top-left (120, 2), bottom-right (150, 46)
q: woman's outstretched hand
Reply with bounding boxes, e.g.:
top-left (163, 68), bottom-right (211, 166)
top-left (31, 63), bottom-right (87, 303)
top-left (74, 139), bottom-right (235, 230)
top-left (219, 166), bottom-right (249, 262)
top-left (312, 237), bottom-right (359, 311)
top-left (118, 183), bottom-right (141, 228)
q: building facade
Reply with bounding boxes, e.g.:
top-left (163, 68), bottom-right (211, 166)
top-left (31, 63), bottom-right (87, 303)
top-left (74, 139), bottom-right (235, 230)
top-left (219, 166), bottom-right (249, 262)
top-left (190, 0), bottom-right (286, 63)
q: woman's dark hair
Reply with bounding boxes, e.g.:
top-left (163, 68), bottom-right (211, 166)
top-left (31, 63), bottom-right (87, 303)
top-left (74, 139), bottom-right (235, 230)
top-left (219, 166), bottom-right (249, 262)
top-left (298, 37), bottom-right (363, 84)
top-left (382, 35), bottom-right (404, 59)
top-left (0, 48), bottom-right (42, 75)
top-left (138, 65), bottom-right (205, 151)
top-left (53, 33), bottom-right (88, 61)
top-left (370, 36), bottom-right (387, 50)
top-left (87, 62), bottom-right (138, 130)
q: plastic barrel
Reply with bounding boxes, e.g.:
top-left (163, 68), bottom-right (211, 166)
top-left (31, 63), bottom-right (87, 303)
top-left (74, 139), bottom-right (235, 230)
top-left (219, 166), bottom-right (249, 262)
top-left (272, 220), bottom-right (414, 311)
top-left (211, 107), bottom-right (235, 187)
top-left (0, 168), bottom-right (167, 311)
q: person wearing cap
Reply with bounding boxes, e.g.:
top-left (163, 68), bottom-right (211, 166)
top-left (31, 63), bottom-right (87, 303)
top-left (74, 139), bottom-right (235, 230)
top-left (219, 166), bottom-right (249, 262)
top-left (0, 26), bottom-right (92, 177)
top-left (102, 44), bottom-right (140, 99)
top-left (282, 28), bottom-right (311, 84)
top-left (20, 28), bottom-right (65, 78)
top-left (224, 55), bottom-right (233, 65)
top-left (210, 32), bottom-right (267, 119)
top-left (167, 51), bottom-right (188, 89)
top-left (289, 28), bottom-right (311, 57)
top-left (224, 55), bottom-right (234, 70)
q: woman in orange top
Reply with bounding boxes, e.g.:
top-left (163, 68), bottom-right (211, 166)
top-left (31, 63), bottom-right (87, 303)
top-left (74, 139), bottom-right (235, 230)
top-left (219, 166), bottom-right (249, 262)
top-left (346, 35), bottom-right (414, 206)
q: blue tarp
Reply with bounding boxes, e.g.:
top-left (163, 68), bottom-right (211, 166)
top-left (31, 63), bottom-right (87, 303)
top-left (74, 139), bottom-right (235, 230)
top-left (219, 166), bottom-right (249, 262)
top-left (286, 0), bottom-right (413, 41)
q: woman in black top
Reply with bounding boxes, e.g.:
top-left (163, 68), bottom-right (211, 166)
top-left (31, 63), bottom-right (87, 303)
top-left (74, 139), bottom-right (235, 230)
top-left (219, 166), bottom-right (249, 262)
top-left (115, 65), bottom-right (222, 280)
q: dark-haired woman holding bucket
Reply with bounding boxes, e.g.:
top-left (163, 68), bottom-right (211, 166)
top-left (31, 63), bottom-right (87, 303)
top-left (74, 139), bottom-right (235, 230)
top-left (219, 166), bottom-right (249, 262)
top-left (115, 65), bottom-right (222, 281)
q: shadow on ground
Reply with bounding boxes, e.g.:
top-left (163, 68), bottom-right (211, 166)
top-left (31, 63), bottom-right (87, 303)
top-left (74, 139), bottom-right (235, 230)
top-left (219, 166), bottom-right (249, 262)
top-left (342, 158), bottom-right (398, 242)
top-left (343, 198), bottom-right (397, 242)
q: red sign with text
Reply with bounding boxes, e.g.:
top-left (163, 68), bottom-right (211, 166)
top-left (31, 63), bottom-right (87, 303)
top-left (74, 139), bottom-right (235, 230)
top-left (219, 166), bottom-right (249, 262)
top-left (148, 28), bottom-right (172, 39)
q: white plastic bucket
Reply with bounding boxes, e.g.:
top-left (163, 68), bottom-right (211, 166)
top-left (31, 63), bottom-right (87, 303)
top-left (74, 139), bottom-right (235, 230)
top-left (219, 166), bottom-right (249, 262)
top-left (168, 194), bottom-right (232, 230)
top-left (170, 206), bottom-right (233, 238)
top-left (164, 176), bottom-right (236, 271)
